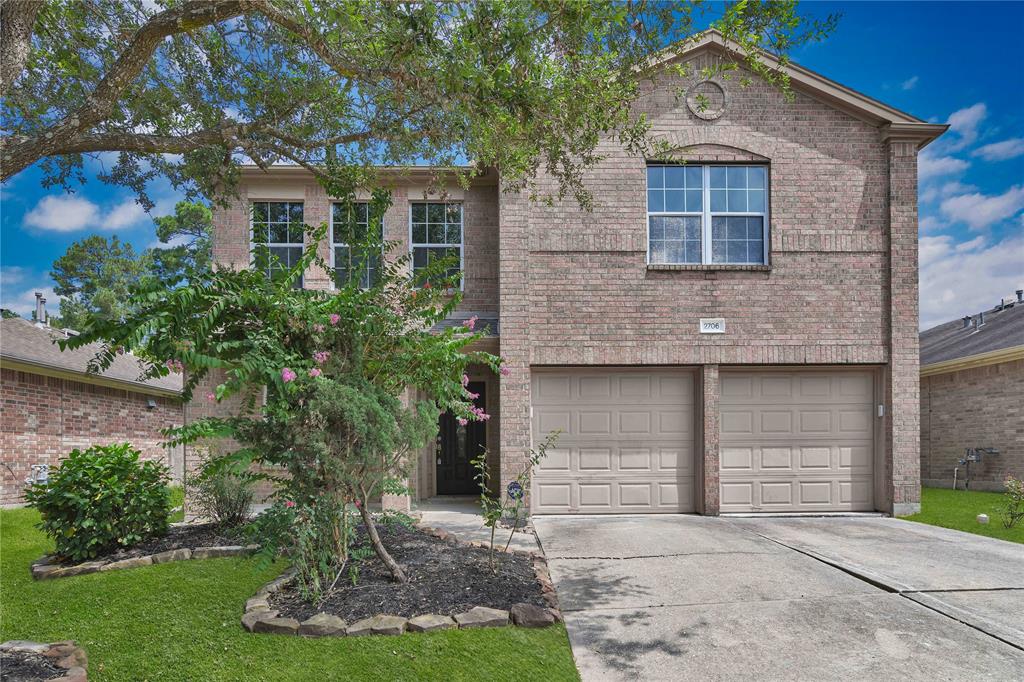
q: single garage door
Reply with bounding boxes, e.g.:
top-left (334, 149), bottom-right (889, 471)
top-left (531, 369), bottom-right (696, 514)
top-left (719, 370), bottom-right (875, 513)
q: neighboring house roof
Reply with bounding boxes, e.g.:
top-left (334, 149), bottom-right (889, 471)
top-left (0, 317), bottom-right (182, 396)
top-left (648, 29), bottom-right (947, 149)
top-left (920, 297), bottom-right (1024, 374)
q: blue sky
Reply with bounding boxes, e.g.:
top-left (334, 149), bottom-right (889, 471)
top-left (2, 1), bottom-right (1022, 329)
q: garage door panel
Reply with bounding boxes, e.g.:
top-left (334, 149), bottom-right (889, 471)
top-left (720, 370), bottom-right (875, 513)
top-left (532, 369), bottom-right (696, 514)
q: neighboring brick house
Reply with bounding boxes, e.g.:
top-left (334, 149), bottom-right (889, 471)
top-left (0, 314), bottom-right (183, 506)
top-left (920, 293), bottom-right (1024, 491)
top-left (197, 32), bottom-right (945, 516)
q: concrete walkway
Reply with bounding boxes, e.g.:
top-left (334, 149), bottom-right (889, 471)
top-left (534, 515), bottom-right (1024, 681)
top-left (414, 497), bottom-right (540, 553)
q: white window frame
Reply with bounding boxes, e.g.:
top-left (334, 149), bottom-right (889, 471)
top-left (646, 164), bottom-right (769, 266)
top-left (408, 201), bottom-right (464, 290)
top-left (249, 200), bottom-right (305, 287)
top-left (329, 201), bottom-right (382, 290)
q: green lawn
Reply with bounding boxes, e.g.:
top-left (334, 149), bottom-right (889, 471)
top-left (168, 484), bottom-right (185, 523)
top-left (0, 508), bottom-right (579, 681)
top-left (901, 487), bottom-right (1023, 544)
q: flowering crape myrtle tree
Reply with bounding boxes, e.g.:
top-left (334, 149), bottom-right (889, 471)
top-left (64, 185), bottom-right (496, 583)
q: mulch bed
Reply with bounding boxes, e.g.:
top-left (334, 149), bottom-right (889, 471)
top-left (269, 522), bottom-right (547, 622)
top-left (54, 523), bottom-right (240, 566)
top-left (0, 651), bottom-right (65, 681)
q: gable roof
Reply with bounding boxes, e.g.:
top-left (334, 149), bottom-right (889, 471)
top-left (0, 317), bottom-right (182, 396)
top-left (648, 30), bottom-right (947, 149)
top-left (920, 297), bottom-right (1024, 371)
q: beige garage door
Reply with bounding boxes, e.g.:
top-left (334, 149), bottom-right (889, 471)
top-left (719, 370), bottom-right (875, 513)
top-left (531, 369), bottom-right (696, 514)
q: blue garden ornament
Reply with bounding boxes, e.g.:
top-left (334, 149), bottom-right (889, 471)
top-left (506, 481), bottom-right (524, 500)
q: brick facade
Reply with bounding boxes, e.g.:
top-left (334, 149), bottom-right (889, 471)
top-left (921, 359), bottom-right (1024, 491)
top-left (497, 51), bottom-right (928, 515)
top-left (198, 43), bottom-right (939, 515)
top-left (1, 367), bottom-right (183, 505)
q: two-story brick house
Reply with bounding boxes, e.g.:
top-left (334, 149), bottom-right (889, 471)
top-left (198, 32), bottom-right (944, 516)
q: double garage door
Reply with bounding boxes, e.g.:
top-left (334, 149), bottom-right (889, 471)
top-left (531, 368), bottom-right (874, 514)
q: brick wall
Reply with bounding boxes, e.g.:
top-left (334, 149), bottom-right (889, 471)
top-left (498, 51), bottom-right (922, 513)
top-left (196, 175), bottom-right (500, 504)
top-left (1, 368), bottom-right (183, 505)
top-left (921, 359), bottom-right (1024, 491)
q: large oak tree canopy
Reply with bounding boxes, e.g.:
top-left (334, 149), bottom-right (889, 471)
top-left (1, 0), bottom-right (834, 207)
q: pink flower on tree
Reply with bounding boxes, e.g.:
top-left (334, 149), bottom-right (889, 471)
top-left (470, 406), bottom-right (491, 421)
top-left (164, 359), bottom-right (183, 373)
top-left (457, 417), bottom-right (468, 426)
top-left (284, 500), bottom-right (296, 508)
top-left (308, 368), bottom-right (322, 378)
top-left (313, 323), bottom-right (325, 333)
top-left (500, 366), bottom-right (511, 376)
top-left (206, 392), bottom-right (216, 403)
top-left (329, 313), bottom-right (341, 326)
top-left (281, 367), bottom-right (297, 382)
top-left (466, 391), bottom-right (479, 400)
top-left (466, 315), bottom-right (478, 331)
top-left (461, 374), bottom-right (470, 387)
top-left (313, 351), bottom-right (330, 364)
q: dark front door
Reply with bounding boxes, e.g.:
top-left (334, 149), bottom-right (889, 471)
top-left (436, 381), bottom-right (486, 495)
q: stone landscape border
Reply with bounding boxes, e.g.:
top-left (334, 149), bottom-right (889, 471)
top-left (30, 522), bottom-right (259, 581)
top-left (0, 639), bottom-right (88, 682)
top-left (240, 523), bottom-right (561, 637)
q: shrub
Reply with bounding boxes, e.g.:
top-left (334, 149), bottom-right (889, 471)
top-left (24, 443), bottom-right (170, 562)
top-left (187, 456), bottom-right (255, 529)
top-left (1002, 475), bottom-right (1024, 529)
top-left (249, 498), bottom-right (354, 604)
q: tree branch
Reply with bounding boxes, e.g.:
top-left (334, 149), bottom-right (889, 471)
top-left (2, 0), bottom-right (250, 180)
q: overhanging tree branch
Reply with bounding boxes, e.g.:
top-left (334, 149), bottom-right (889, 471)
top-left (2, 0), bottom-right (250, 179)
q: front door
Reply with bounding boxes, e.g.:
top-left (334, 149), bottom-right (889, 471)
top-left (436, 381), bottom-right (486, 495)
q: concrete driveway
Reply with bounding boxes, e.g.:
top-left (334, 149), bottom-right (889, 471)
top-left (533, 515), bottom-right (1024, 681)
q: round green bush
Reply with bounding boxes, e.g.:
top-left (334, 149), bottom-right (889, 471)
top-left (24, 443), bottom-right (171, 562)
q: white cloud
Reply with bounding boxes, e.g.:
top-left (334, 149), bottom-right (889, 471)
top-left (945, 102), bottom-right (987, 151)
top-left (919, 233), bottom-right (1024, 330)
top-left (918, 216), bottom-right (945, 233)
top-left (901, 75), bottom-right (919, 91)
top-left (104, 199), bottom-right (147, 230)
top-left (22, 195), bottom-right (152, 232)
top-left (918, 153), bottom-right (969, 179)
top-left (0, 266), bottom-right (28, 288)
top-left (940, 184), bottom-right (1024, 230)
top-left (972, 138), bottom-right (1024, 162)
top-left (921, 180), bottom-right (977, 204)
top-left (23, 195), bottom-right (101, 232)
top-left (0, 284), bottom-right (62, 319)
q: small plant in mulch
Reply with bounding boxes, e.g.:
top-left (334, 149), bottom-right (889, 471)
top-left (472, 432), bottom-right (559, 573)
top-left (186, 450), bottom-right (256, 530)
top-left (266, 521), bottom-right (548, 623)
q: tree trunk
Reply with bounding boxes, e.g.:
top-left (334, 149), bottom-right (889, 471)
top-left (356, 498), bottom-right (407, 583)
top-left (0, 0), bottom-right (41, 99)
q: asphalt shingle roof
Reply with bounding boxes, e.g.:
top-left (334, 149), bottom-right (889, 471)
top-left (920, 297), bottom-right (1024, 366)
top-left (0, 317), bottom-right (182, 394)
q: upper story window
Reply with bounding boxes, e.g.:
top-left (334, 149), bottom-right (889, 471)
top-left (331, 202), bottom-right (382, 288)
top-left (252, 201), bottom-right (304, 288)
top-left (410, 202), bottom-right (462, 286)
top-left (647, 164), bottom-right (768, 265)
